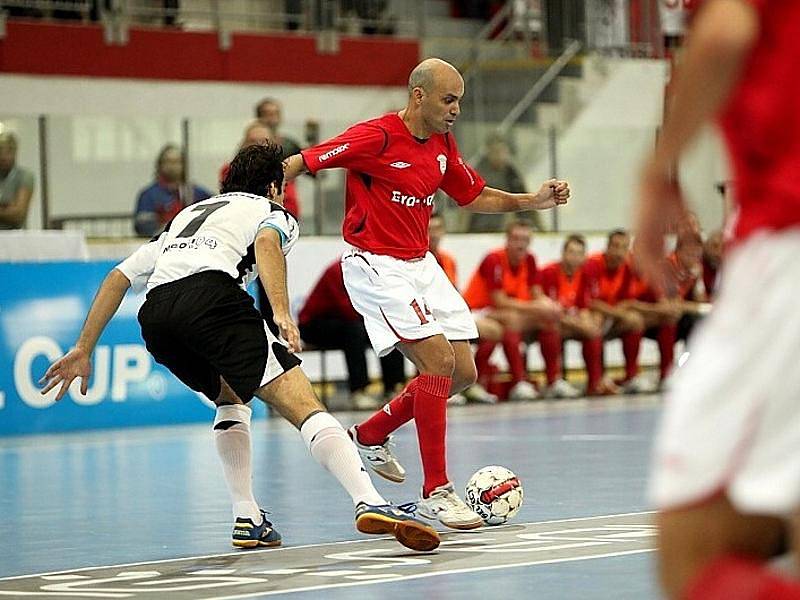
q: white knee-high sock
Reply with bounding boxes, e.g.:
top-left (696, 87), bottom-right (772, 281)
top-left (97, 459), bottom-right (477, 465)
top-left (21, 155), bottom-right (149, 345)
top-left (213, 404), bottom-right (261, 522)
top-left (300, 411), bottom-right (386, 506)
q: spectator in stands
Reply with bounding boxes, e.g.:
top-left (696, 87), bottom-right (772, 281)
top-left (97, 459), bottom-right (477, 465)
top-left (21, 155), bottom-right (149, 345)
top-left (134, 144), bottom-right (211, 237)
top-left (702, 229), bottom-right (723, 300)
top-left (539, 235), bottom-right (619, 396)
top-left (464, 218), bottom-right (580, 400)
top-left (584, 229), bottom-right (651, 393)
top-left (298, 258), bottom-right (406, 410)
top-left (470, 134), bottom-right (542, 232)
top-left (428, 213), bottom-right (499, 404)
top-left (255, 98), bottom-right (303, 158)
top-left (0, 132), bottom-right (35, 230)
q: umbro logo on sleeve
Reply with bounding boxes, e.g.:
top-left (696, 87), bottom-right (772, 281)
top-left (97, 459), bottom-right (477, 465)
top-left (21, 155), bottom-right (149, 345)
top-left (389, 161), bottom-right (412, 169)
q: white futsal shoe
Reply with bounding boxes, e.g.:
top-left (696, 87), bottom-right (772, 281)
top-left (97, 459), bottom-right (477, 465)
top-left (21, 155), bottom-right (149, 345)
top-left (543, 378), bottom-right (582, 399)
top-left (508, 380), bottom-right (539, 401)
top-left (348, 425), bottom-right (406, 483)
top-left (416, 483), bottom-right (483, 530)
top-left (463, 383), bottom-right (499, 404)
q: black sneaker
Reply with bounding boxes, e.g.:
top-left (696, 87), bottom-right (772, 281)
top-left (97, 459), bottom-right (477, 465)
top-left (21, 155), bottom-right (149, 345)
top-left (355, 502), bottom-right (440, 552)
top-left (232, 509), bottom-right (282, 548)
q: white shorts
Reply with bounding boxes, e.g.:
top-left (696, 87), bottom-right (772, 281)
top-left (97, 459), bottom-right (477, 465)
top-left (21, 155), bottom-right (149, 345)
top-left (341, 248), bottom-right (479, 357)
top-left (649, 229), bottom-right (800, 516)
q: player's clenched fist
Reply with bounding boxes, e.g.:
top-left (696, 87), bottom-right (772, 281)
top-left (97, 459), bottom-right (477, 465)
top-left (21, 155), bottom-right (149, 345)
top-left (523, 179), bottom-right (570, 210)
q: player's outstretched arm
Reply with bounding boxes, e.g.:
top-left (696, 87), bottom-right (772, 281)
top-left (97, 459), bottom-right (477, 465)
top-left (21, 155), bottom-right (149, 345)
top-left (254, 228), bottom-right (301, 353)
top-left (40, 269), bottom-right (132, 400)
top-left (464, 180), bottom-right (570, 213)
top-left (635, 0), bottom-right (759, 284)
top-left (282, 154), bottom-right (308, 184)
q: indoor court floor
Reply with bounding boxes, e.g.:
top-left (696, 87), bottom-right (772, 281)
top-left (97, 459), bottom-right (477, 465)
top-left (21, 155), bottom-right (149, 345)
top-left (0, 396), bottom-right (662, 599)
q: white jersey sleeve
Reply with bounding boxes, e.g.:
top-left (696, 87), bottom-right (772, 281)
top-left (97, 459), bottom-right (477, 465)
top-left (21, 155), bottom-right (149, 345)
top-left (257, 202), bottom-right (299, 256)
top-left (115, 234), bottom-right (163, 292)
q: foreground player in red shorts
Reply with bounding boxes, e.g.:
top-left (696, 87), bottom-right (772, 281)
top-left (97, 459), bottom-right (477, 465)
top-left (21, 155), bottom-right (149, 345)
top-left (283, 58), bottom-right (569, 529)
top-left (636, 1), bottom-right (800, 597)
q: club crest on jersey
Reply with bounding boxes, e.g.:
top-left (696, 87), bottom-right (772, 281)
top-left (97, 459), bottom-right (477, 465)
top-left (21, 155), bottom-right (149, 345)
top-left (389, 161), bottom-right (411, 169)
top-left (436, 154), bottom-right (447, 175)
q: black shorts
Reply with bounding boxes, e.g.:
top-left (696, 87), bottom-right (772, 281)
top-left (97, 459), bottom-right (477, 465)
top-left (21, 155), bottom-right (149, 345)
top-left (138, 271), bottom-right (301, 402)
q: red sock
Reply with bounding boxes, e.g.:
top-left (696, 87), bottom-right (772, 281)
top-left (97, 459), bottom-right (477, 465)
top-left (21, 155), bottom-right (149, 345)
top-left (474, 340), bottom-right (496, 384)
top-left (356, 379), bottom-right (417, 446)
top-left (501, 330), bottom-right (527, 383)
top-left (538, 328), bottom-right (563, 385)
top-left (657, 324), bottom-right (677, 380)
top-left (414, 374), bottom-right (452, 497)
top-left (622, 331), bottom-right (642, 381)
top-left (582, 337), bottom-right (603, 391)
top-left (685, 555), bottom-right (800, 600)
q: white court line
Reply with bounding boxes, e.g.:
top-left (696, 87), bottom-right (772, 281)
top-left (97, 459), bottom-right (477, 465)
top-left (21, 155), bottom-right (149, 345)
top-left (209, 548), bottom-right (657, 600)
top-left (0, 511), bottom-right (656, 583)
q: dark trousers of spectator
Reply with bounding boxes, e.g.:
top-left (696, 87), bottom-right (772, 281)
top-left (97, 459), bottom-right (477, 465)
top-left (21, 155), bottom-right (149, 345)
top-left (299, 318), bottom-right (406, 394)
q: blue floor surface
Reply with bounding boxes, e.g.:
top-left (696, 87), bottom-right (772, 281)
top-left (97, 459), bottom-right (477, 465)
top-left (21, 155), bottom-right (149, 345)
top-left (0, 396), bottom-right (662, 599)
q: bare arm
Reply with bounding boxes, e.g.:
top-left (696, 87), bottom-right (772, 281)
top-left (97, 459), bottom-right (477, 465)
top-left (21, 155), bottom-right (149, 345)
top-left (40, 269), bottom-right (131, 400)
top-left (254, 228), bottom-right (300, 352)
top-left (283, 154), bottom-right (309, 184)
top-left (465, 180), bottom-right (570, 213)
top-left (635, 0), bottom-right (759, 280)
top-left (591, 299), bottom-right (634, 321)
top-left (0, 185), bottom-right (33, 228)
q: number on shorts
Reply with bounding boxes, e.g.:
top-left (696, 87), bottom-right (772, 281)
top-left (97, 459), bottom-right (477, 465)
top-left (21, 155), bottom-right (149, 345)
top-left (410, 299), bottom-right (429, 325)
top-left (176, 201), bottom-right (229, 237)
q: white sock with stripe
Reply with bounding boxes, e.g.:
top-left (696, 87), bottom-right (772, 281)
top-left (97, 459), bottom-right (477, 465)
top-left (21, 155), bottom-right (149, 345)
top-left (213, 404), bottom-right (261, 523)
top-left (300, 411), bottom-right (386, 507)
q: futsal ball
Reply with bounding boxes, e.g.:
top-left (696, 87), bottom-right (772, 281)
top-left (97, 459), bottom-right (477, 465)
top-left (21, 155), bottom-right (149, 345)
top-left (465, 466), bottom-right (524, 525)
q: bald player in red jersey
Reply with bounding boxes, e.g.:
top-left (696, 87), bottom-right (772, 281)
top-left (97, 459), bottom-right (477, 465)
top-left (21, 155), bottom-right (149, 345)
top-left (282, 58), bottom-right (570, 530)
top-left (636, 1), bottom-right (800, 598)
top-left (539, 234), bottom-right (619, 396)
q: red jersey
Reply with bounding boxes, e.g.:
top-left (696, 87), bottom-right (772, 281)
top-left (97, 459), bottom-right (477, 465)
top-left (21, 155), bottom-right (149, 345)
top-left (539, 262), bottom-right (592, 309)
top-left (463, 249), bottom-right (538, 310)
top-left (298, 260), bottom-right (360, 325)
top-left (584, 253), bottom-right (634, 306)
top-left (719, 0), bottom-right (800, 241)
top-left (301, 113), bottom-right (485, 259)
top-left (666, 253), bottom-right (702, 301)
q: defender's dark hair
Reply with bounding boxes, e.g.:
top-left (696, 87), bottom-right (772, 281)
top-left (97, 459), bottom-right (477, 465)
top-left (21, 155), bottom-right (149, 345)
top-left (220, 142), bottom-right (284, 197)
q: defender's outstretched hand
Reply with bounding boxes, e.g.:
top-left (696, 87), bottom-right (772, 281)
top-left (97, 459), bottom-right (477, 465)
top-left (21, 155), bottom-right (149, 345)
top-left (274, 313), bottom-right (301, 354)
top-left (39, 347), bottom-right (92, 401)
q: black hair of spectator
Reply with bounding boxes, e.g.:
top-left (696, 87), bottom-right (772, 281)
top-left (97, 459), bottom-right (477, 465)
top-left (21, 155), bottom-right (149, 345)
top-left (563, 233), bottom-right (586, 250)
top-left (221, 142), bottom-right (285, 198)
top-left (154, 143), bottom-right (182, 177)
top-left (255, 97), bottom-right (279, 119)
top-left (607, 228), bottom-right (629, 244)
top-left (506, 218), bottom-right (535, 234)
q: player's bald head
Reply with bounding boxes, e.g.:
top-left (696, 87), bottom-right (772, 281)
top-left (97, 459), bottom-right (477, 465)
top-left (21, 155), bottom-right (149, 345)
top-left (408, 58), bottom-right (463, 95)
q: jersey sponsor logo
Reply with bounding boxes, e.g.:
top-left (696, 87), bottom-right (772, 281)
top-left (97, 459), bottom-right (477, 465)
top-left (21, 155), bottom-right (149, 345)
top-left (162, 235), bottom-right (219, 253)
top-left (390, 190), bottom-right (435, 208)
top-left (318, 143), bottom-right (350, 163)
top-left (389, 161), bottom-right (412, 169)
top-left (436, 154), bottom-right (447, 175)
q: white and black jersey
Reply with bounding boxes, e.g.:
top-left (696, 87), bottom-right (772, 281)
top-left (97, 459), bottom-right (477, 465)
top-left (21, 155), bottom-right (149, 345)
top-left (118, 193), bottom-right (302, 403)
top-left (116, 192), bottom-right (299, 292)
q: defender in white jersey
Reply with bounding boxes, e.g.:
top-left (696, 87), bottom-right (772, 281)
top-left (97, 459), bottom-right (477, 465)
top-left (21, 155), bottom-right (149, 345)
top-left (39, 143), bottom-right (440, 553)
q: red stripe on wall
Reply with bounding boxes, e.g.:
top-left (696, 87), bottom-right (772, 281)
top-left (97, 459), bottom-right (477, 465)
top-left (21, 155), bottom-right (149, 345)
top-left (0, 21), bottom-right (419, 86)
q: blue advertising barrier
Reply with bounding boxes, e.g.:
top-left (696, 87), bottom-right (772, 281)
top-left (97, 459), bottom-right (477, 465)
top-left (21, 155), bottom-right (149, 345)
top-left (0, 261), bottom-right (266, 436)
